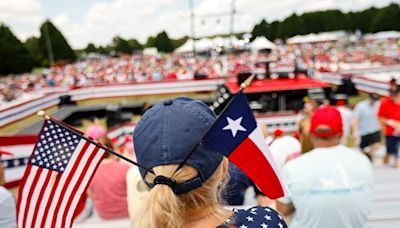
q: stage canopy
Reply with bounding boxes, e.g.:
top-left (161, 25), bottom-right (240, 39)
top-left (287, 31), bottom-right (347, 44)
top-left (175, 39), bottom-right (195, 53)
top-left (249, 37), bottom-right (276, 50)
top-left (364, 31), bottom-right (400, 40)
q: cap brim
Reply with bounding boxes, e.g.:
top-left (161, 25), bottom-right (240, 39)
top-left (311, 131), bottom-right (341, 138)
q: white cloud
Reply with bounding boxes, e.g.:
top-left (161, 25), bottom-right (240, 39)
top-left (0, 0), bottom-right (43, 40)
top-left (53, 0), bottom-right (178, 48)
top-left (2, 0), bottom-right (400, 48)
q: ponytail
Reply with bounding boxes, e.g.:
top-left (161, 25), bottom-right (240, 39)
top-left (133, 162), bottom-right (228, 228)
top-left (144, 183), bottom-right (181, 227)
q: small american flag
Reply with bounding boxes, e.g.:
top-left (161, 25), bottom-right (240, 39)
top-left (17, 119), bottom-right (106, 228)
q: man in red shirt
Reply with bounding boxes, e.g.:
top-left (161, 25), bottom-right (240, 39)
top-left (377, 85), bottom-right (400, 168)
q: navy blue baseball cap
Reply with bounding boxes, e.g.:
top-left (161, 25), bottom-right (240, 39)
top-left (133, 97), bottom-right (224, 194)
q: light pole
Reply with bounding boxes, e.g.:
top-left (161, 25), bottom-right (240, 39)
top-left (189, 0), bottom-right (196, 56)
top-left (229, 0), bottom-right (236, 49)
top-left (44, 21), bottom-right (55, 66)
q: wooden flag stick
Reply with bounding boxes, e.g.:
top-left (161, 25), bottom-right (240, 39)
top-left (240, 74), bottom-right (256, 91)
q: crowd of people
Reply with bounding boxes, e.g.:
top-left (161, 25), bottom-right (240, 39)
top-left (84, 82), bottom-right (400, 226)
top-left (1, 82), bottom-right (400, 227)
top-left (1, 37), bottom-right (400, 106)
top-left (1, 35), bottom-right (400, 227)
top-left (282, 39), bottom-right (400, 72)
top-left (0, 53), bottom-right (253, 106)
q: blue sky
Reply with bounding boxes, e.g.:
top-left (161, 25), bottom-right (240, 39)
top-left (1, 0), bottom-right (399, 48)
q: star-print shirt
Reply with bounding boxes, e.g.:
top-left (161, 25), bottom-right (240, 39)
top-left (216, 206), bottom-right (288, 228)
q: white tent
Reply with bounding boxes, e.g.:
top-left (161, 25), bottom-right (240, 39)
top-left (175, 39), bottom-right (195, 53)
top-left (287, 31), bottom-right (347, 44)
top-left (195, 38), bottom-right (213, 52)
top-left (210, 36), bottom-right (241, 48)
top-left (227, 36), bottom-right (241, 48)
top-left (211, 36), bottom-right (225, 47)
top-left (249, 37), bottom-right (276, 50)
top-left (143, 47), bottom-right (158, 56)
top-left (364, 31), bottom-right (400, 40)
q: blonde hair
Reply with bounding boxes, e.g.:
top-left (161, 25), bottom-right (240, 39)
top-left (133, 162), bottom-right (228, 228)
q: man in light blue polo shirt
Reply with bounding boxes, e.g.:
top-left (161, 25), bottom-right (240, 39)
top-left (353, 93), bottom-right (381, 160)
top-left (277, 106), bottom-right (373, 228)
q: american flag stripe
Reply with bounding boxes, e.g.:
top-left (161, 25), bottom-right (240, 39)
top-left (23, 166), bottom-right (44, 227)
top-left (50, 142), bottom-right (94, 228)
top-left (18, 140), bottom-right (87, 228)
top-left (64, 149), bottom-right (105, 228)
top-left (37, 141), bottom-right (87, 228)
top-left (21, 166), bottom-right (42, 228)
top-left (56, 146), bottom-right (101, 228)
top-left (39, 174), bottom-right (62, 228)
top-left (17, 119), bottom-right (107, 228)
top-left (16, 164), bottom-right (32, 227)
top-left (30, 170), bottom-right (52, 227)
top-left (24, 168), bottom-right (50, 227)
top-left (44, 141), bottom-right (91, 228)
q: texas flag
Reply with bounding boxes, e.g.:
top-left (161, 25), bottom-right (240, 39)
top-left (202, 92), bottom-right (288, 199)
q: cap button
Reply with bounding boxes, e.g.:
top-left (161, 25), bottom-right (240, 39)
top-left (163, 99), bottom-right (173, 106)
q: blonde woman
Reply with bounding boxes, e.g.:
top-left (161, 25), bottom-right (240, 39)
top-left (132, 98), bottom-right (287, 228)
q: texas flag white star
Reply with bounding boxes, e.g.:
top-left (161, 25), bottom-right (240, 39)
top-left (223, 116), bottom-right (247, 137)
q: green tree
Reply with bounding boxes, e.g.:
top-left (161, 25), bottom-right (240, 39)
top-left (251, 19), bottom-right (269, 40)
top-left (112, 36), bottom-right (131, 53)
top-left (38, 20), bottom-right (76, 65)
top-left (268, 21), bottom-right (280, 40)
top-left (0, 24), bottom-right (35, 75)
top-left (127, 38), bottom-right (143, 51)
top-left (153, 31), bottom-right (174, 53)
top-left (97, 45), bottom-right (111, 54)
top-left (371, 3), bottom-right (400, 32)
top-left (320, 10), bottom-right (350, 31)
top-left (301, 12), bottom-right (324, 34)
top-left (24, 36), bottom-right (41, 66)
top-left (349, 7), bottom-right (378, 33)
top-left (145, 36), bottom-right (156, 48)
top-left (84, 43), bottom-right (97, 53)
top-left (277, 13), bottom-right (307, 39)
top-left (171, 36), bottom-right (189, 49)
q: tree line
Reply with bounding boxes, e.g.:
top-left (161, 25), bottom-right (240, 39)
top-left (1, 3), bottom-right (400, 75)
top-left (251, 3), bottom-right (400, 40)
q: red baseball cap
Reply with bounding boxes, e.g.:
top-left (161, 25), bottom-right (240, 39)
top-left (310, 106), bottom-right (343, 137)
top-left (273, 128), bottom-right (284, 137)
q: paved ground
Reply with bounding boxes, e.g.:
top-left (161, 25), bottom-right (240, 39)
top-left (369, 165), bottom-right (400, 227)
top-left (74, 162), bottom-right (400, 228)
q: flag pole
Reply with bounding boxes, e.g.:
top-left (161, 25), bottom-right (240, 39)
top-left (175, 74), bottom-right (255, 172)
top-left (36, 111), bottom-right (155, 174)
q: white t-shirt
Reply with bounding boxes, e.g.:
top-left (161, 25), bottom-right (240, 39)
top-left (0, 186), bottom-right (16, 228)
top-left (337, 106), bottom-right (353, 137)
top-left (278, 145), bottom-right (373, 228)
top-left (269, 136), bottom-right (301, 170)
